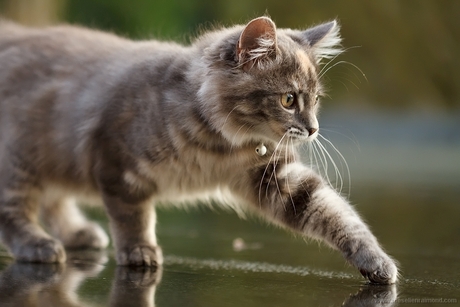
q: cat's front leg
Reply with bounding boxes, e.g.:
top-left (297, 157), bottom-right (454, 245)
top-left (96, 150), bottom-right (162, 267)
top-left (102, 194), bottom-right (163, 267)
top-left (245, 162), bottom-right (398, 284)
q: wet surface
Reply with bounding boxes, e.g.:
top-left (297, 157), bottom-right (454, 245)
top-left (0, 185), bottom-right (459, 306)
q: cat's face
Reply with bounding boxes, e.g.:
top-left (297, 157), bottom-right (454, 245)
top-left (235, 42), bottom-right (322, 145)
top-left (201, 17), bottom-right (341, 147)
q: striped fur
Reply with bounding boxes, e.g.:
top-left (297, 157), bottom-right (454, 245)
top-left (0, 17), bottom-right (396, 284)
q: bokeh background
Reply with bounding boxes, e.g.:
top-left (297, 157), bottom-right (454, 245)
top-left (0, 1), bottom-right (459, 305)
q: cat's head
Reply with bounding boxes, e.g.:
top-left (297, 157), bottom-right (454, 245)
top-left (199, 17), bottom-right (341, 147)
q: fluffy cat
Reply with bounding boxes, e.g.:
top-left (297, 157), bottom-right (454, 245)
top-left (0, 16), bottom-right (397, 284)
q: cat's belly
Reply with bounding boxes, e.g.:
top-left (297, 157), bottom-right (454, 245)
top-left (132, 155), bottom-right (246, 203)
top-left (41, 182), bottom-right (104, 207)
top-left (154, 185), bottom-right (245, 212)
top-left (40, 174), bottom-right (240, 210)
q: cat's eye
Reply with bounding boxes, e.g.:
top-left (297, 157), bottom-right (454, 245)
top-left (315, 94), bottom-right (320, 105)
top-left (281, 93), bottom-right (296, 108)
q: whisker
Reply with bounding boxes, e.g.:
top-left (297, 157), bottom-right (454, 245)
top-left (285, 136), bottom-right (295, 214)
top-left (222, 106), bottom-right (240, 131)
top-left (258, 133), bottom-right (287, 207)
top-left (319, 60), bottom-right (367, 83)
top-left (313, 139), bottom-right (334, 188)
top-left (230, 124), bottom-right (249, 149)
top-left (334, 74), bottom-right (361, 90)
top-left (268, 136), bottom-right (287, 208)
top-left (320, 128), bottom-right (361, 152)
top-left (310, 140), bottom-right (321, 175)
top-left (318, 46), bottom-right (362, 77)
top-left (318, 134), bottom-right (351, 195)
top-left (315, 138), bottom-right (343, 192)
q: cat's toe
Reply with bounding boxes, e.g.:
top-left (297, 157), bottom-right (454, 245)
top-left (117, 245), bottom-right (163, 267)
top-left (348, 244), bottom-right (398, 284)
top-left (64, 222), bottom-right (109, 250)
top-left (15, 238), bottom-right (66, 263)
top-left (359, 257), bottom-right (398, 285)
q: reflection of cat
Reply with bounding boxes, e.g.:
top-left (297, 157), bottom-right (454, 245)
top-left (343, 285), bottom-right (398, 307)
top-left (0, 255), bottom-right (396, 307)
top-left (0, 251), bottom-right (161, 307)
top-left (0, 17), bottom-right (396, 284)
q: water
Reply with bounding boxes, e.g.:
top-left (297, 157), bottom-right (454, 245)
top-left (0, 110), bottom-right (459, 306)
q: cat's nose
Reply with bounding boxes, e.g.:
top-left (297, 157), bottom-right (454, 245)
top-left (307, 128), bottom-right (318, 136)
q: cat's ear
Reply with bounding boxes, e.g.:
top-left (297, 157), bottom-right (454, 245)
top-left (299, 20), bottom-right (342, 63)
top-left (236, 17), bottom-right (278, 71)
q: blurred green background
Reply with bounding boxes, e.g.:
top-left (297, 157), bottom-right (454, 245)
top-left (0, 2), bottom-right (459, 305)
top-left (1, 0), bottom-right (460, 110)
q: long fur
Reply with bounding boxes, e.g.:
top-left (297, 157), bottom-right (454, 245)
top-left (0, 17), bottom-right (396, 284)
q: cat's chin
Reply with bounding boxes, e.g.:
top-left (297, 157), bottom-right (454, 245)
top-left (288, 135), bottom-right (318, 145)
top-left (261, 135), bottom-right (315, 147)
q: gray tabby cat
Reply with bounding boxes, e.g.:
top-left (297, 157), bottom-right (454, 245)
top-left (0, 16), bottom-right (397, 284)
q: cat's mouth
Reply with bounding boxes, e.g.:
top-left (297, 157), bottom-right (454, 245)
top-left (286, 126), bottom-right (319, 142)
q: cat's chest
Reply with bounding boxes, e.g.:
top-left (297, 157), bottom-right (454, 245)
top-left (135, 146), bottom-right (265, 199)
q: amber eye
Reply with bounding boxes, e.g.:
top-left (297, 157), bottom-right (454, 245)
top-left (281, 93), bottom-right (296, 108)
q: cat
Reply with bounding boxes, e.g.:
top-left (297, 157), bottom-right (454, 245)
top-left (0, 251), bottom-right (161, 307)
top-left (0, 16), bottom-right (397, 284)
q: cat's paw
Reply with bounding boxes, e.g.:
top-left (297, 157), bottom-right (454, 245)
top-left (343, 284), bottom-right (397, 307)
top-left (350, 247), bottom-right (398, 284)
top-left (115, 265), bottom-right (163, 287)
top-left (14, 237), bottom-right (66, 263)
top-left (359, 260), bottom-right (398, 285)
top-left (63, 222), bottom-right (109, 250)
top-left (9, 262), bottom-right (64, 284)
top-left (117, 245), bottom-right (163, 267)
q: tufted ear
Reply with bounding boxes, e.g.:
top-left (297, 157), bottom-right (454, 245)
top-left (236, 17), bottom-right (278, 70)
top-left (298, 20), bottom-right (342, 63)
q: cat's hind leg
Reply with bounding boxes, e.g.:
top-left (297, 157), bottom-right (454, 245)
top-left (40, 197), bottom-right (109, 250)
top-left (0, 166), bottom-right (66, 263)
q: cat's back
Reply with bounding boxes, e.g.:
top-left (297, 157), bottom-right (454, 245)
top-left (0, 20), bottom-right (187, 83)
top-left (0, 20), bottom-right (135, 77)
top-left (0, 20), bottom-right (129, 55)
top-left (0, 20), bottom-right (189, 118)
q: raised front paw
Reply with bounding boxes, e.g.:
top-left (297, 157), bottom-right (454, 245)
top-left (14, 237), bottom-right (66, 263)
top-left (350, 247), bottom-right (398, 284)
top-left (117, 245), bottom-right (163, 267)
